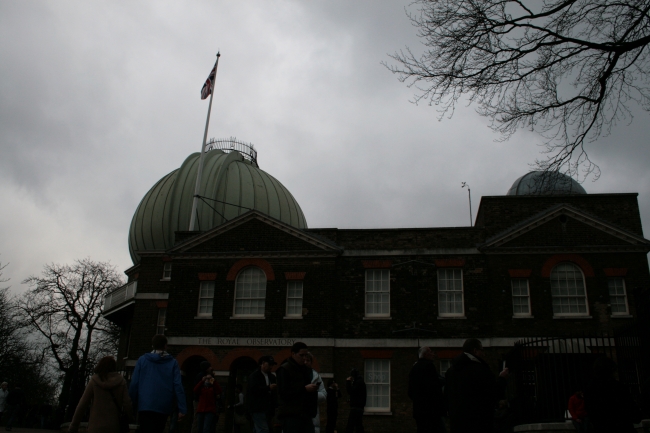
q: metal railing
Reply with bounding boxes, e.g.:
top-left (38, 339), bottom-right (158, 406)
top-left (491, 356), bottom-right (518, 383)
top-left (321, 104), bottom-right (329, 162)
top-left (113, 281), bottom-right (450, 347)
top-left (103, 281), bottom-right (137, 312)
top-left (508, 325), bottom-right (648, 424)
top-left (206, 137), bottom-right (258, 166)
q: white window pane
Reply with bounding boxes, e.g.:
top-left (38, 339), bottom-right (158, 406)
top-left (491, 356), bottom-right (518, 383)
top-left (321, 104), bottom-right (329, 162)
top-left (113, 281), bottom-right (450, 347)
top-left (550, 264), bottom-right (587, 316)
top-left (234, 267), bottom-right (267, 316)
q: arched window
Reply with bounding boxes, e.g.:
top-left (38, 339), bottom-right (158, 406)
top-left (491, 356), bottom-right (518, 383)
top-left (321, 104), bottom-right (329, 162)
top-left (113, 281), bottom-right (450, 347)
top-left (233, 267), bottom-right (267, 317)
top-left (550, 263), bottom-right (588, 316)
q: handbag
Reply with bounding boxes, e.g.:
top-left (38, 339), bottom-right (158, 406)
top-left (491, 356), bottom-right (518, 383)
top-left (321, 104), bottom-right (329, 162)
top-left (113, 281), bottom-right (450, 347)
top-left (109, 389), bottom-right (130, 433)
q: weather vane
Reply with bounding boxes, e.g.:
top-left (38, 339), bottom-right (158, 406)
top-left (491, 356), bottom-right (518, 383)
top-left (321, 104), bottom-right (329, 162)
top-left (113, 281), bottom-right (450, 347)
top-left (462, 182), bottom-right (473, 227)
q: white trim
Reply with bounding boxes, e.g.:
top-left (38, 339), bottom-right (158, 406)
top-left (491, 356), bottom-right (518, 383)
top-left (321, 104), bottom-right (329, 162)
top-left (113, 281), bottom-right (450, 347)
top-left (364, 359), bottom-right (390, 412)
top-left (197, 281), bottom-right (215, 317)
top-left (363, 411), bottom-right (393, 416)
top-left (286, 280), bottom-right (303, 318)
top-left (165, 336), bottom-right (527, 347)
top-left (233, 267), bottom-right (267, 318)
top-left (511, 279), bottom-right (532, 317)
top-left (230, 316), bottom-right (265, 319)
top-left (553, 316), bottom-right (592, 319)
top-left (608, 277), bottom-right (630, 316)
top-left (135, 293), bottom-right (169, 300)
top-left (363, 317), bottom-right (392, 320)
top-left (102, 300), bottom-right (135, 316)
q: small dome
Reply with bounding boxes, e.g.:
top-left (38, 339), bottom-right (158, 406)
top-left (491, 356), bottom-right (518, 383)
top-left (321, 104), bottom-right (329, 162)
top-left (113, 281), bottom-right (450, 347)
top-left (506, 171), bottom-right (587, 196)
top-left (128, 139), bottom-right (307, 264)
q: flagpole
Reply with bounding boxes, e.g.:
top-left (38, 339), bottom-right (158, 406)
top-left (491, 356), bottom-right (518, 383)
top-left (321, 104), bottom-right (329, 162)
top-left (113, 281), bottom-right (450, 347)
top-left (189, 52), bottom-right (221, 231)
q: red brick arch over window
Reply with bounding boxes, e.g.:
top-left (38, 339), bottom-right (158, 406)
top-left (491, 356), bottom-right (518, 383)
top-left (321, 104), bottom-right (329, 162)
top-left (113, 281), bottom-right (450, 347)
top-left (175, 346), bottom-right (220, 372)
top-left (541, 254), bottom-right (594, 278)
top-left (226, 259), bottom-right (275, 281)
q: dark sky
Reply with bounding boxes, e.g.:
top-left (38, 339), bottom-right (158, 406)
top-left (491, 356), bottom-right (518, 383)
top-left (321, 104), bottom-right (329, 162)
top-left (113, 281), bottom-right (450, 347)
top-left (1, 1), bottom-right (648, 290)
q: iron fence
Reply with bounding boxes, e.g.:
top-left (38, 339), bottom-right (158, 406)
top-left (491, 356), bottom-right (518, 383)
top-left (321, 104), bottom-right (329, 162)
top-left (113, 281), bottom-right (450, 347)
top-left (507, 324), bottom-right (649, 424)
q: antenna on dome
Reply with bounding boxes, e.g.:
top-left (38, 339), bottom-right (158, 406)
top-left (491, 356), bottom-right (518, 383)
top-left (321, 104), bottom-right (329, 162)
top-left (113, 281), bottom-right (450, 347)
top-left (461, 182), bottom-right (473, 227)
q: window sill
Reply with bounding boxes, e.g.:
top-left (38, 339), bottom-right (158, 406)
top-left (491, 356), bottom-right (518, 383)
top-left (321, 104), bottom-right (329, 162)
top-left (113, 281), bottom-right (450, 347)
top-left (160, 278), bottom-right (171, 282)
top-left (553, 315), bottom-right (592, 319)
top-left (363, 411), bottom-right (392, 416)
top-left (230, 316), bottom-right (265, 320)
top-left (438, 316), bottom-right (466, 320)
top-left (363, 317), bottom-right (391, 320)
top-left (194, 316), bottom-right (213, 319)
top-left (283, 316), bottom-right (303, 320)
top-left (611, 314), bottom-right (633, 319)
top-left (513, 315), bottom-right (534, 319)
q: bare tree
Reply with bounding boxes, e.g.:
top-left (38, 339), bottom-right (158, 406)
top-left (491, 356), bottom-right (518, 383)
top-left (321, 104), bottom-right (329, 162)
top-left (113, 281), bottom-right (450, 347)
top-left (0, 262), bottom-right (57, 410)
top-left (386, 0), bottom-right (650, 180)
top-left (20, 258), bottom-right (124, 421)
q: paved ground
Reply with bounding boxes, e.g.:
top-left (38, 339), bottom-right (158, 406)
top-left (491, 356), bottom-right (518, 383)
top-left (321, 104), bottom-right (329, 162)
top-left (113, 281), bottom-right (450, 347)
top-left (1, 429), bottom-right (59, 433)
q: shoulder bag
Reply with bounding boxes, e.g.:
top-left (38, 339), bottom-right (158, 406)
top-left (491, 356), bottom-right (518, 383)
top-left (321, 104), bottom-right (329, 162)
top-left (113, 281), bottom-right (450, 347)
top-left (109, 388), bottom-right (130, 433)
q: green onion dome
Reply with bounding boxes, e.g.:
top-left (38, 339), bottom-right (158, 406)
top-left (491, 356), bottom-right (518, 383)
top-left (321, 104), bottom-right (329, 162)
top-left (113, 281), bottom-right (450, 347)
top-left (128, 139), bottom-right (307, 264)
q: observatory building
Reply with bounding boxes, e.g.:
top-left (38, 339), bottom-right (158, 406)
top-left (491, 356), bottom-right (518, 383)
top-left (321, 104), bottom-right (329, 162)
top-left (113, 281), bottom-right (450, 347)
top-left (104, 139), bottom-right (650, 432)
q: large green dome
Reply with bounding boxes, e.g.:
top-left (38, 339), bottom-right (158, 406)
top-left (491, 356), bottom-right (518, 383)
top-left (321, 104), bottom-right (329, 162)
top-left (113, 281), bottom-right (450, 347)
top-left (128, 140), bottom-right (307, 264)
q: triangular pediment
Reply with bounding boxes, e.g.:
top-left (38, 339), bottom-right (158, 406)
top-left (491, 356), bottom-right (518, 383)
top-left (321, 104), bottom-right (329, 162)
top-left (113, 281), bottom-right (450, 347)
top-left (480, 204), bottom-right (650, 252)
top-left (169, 211), bottom-right (341, 256)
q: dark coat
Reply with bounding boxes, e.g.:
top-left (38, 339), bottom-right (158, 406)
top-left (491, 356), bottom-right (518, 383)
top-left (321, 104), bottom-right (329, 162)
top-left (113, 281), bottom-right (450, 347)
top-left (584, 378), bottom-right (641, 433)
top-left (346, 377), bottom-right (366, 409)
top-left (444, 353), bottom-right (506, 433)
top-left (246, 369), bottom-right (277, 414)
top-left (408, 358), bottom-right (445, 419)
top-left (277, 357), bottom-right (315, 418)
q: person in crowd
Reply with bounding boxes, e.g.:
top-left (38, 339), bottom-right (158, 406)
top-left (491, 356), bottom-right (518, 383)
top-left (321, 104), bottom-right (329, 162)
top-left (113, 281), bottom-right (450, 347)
top-left (231, 384), bottom-right (245, 433)
top-left (4, 385), bottom-right (24, 432)
top-left (567, 390), bottom-right (587, 432)
top-left (584, 357), bottom-right (641, 433)
top-left (192, 369), bottom-right (222, 433)
top-left (191, 361), bottom-right (213, 433)
top-left (276, 342), bottom-right (319, 433)
top-left (344, 368), bottom-right (366, 433)
top-left (408, 347), bottom-right (445, 433)
top-left (69, 356), bottom-right (133, 433)
top-left (444, 338), bottom-right (508, 433)
top-left (39, 402), bottom-right (52, 429)
top-left (304, 353), bottom-right (327, 433)
top-left (247, 356), bottom-right (278, 433)
top-left (0, 382), bottom-right (8, 426)
top-left (325, 379), bottom-right (341, 433)
top-left (129, 334), bottom-right (186, 433)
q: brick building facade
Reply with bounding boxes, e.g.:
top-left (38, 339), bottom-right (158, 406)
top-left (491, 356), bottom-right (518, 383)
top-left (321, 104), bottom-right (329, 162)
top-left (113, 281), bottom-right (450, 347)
top-left (105, 179), bottom-right (650, 431)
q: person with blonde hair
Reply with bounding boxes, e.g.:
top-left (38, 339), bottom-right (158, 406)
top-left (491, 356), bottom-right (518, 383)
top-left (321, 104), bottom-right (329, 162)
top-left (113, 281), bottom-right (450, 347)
top-left (70, 356), bottom-right (133, 433)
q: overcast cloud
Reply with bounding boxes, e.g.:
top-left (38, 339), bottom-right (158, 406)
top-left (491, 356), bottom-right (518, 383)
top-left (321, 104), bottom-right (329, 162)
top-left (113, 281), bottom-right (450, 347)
top-left (1, 1), bottom-right (649, 291)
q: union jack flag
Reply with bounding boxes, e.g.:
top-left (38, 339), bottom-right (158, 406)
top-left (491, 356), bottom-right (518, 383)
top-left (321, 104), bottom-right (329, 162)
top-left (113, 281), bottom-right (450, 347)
top-left (201, 65), bottom-right (216, 100)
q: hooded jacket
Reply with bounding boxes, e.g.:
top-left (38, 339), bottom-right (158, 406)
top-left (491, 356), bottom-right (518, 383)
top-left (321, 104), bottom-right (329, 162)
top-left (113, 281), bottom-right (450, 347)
top-left (444, 353), bottom-right (505, 433)
top-left (129, 352), bottom-right (187, 415)
top-left (70, 373), bottom-right (133, 433)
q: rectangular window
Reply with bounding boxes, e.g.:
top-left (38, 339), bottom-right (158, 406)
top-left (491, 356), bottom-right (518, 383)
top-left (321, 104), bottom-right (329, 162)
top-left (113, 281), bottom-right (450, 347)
top-left (608, 278), bottom-right (629, 315)
top-left (439, 359), bottom-right (452, 377)
top-left (511, 279), bottom-right (532, 316)
top-left (286, 281), bottom-right (303, 317)
top-left (197, 281), bottom-right (215, 316)
top-left (162, 263), bottom-right (172, 280)
top-left (438, 269), bottom-right (464, 316)
top-left (365, 270), bottom-right (390, 317)
top-left (156, 308), bottom-right (167, 334)
top-left (365, 359), bottom-right (390, 411)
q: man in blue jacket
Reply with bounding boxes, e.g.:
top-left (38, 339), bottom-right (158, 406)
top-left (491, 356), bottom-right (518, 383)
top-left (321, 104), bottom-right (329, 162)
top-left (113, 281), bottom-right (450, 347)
top-left (129, 334), bottom-right (187, 433)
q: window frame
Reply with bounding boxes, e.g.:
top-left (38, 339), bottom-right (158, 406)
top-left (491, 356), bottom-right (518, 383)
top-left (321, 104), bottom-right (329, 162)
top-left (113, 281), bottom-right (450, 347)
top-left (364, 359), bottom-right (391, 412)
top-left (156, 308), bottom-right (167, 335)
top-left (608, 277), bottom-right (629, 316)
top-left (364, 269), bottom-right (391, 318)
top-left (511, 279), bottom-right (532, 317)
top-left (162, 262), bottom-right (172, 280)
top-left (439, 359), bottom-right (452, 377)
top-left (437, 268), bottom-right (465, 317)
top-left (232, 267), bottom-right (267, 318)
top-left (196, 281), bottom-right (215, 317)
top-left (550, 262), bottom-right (590, 317)
top-left (285, 280), bottom-right (304, 318)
